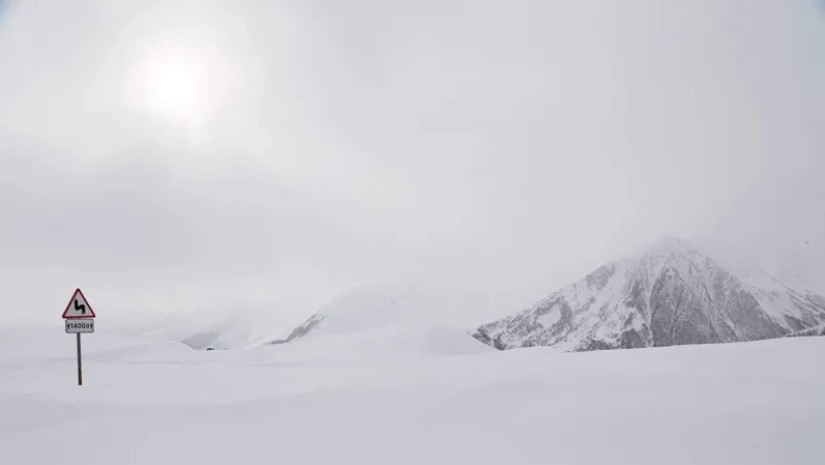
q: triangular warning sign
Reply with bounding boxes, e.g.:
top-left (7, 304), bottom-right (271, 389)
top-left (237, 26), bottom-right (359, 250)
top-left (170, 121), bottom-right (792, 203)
top-left (62, 289), bottom-right (96, 319)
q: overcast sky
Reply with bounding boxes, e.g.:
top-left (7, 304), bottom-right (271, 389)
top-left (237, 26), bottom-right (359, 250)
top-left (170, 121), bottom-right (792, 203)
top-left (1, 0), bottom-right (823, 333)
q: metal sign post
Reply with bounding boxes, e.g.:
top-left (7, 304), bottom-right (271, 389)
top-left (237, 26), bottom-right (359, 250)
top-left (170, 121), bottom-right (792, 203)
top-left (77, 333), bottom-right (83, 386)
top-left (62, 289), bottom-right (96, 387)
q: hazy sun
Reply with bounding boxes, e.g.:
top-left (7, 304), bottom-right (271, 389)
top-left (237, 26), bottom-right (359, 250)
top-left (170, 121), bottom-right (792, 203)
top-left (144, 61), bottom-right (202, 120)
top-left (129, 42), bottom-right (228, 127)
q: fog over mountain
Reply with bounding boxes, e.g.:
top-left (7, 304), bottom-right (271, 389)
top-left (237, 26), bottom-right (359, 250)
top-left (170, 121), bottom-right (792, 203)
top-left (2, 3), bottom-right (825, 463)
top-left (706, 153), bottom-right (825, 295)
top-left (0, 0), bottom-right (822, 333)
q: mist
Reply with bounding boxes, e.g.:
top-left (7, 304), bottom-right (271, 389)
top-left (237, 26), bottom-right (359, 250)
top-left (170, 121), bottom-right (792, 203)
top-left (1, 0), bottom-right (823, 336)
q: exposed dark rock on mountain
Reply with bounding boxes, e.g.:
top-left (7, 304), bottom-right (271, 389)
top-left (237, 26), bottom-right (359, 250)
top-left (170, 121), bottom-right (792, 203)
top-left (474, 237), bottom-right (825, 352)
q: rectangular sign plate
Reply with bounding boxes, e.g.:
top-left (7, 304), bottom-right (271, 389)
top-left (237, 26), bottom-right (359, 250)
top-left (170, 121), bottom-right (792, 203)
top-left (66, 319), bottom-right (95, 334)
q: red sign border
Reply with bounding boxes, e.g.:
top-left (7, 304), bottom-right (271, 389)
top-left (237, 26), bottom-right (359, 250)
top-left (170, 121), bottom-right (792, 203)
top-left (62, 288), bottom-right (97, 319)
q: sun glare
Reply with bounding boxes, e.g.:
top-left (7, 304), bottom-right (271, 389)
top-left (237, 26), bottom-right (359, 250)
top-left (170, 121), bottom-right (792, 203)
top-left (129, 42), bottom-right (228, 127)
top-left (144, 61), bottom-right (202, 120)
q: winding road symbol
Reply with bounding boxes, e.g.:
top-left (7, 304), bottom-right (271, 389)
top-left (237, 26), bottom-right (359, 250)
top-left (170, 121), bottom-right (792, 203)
top-left (63, 289), bottom-right (96, 319)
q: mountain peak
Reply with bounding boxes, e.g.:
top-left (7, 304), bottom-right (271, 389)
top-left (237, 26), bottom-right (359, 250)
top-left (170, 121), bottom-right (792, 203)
top-left (648, 234), bottom-right (691, 250)
top-left (474, 238), bottom-right (825, 352)
top-left (625, 235), bottom-right (700, 260)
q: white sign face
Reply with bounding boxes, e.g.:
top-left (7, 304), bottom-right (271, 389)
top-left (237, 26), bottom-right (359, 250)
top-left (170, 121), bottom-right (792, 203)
top-left (62, 289), bottom-right (96, 319)
top-left (66, 319), bottom-right (95, 334)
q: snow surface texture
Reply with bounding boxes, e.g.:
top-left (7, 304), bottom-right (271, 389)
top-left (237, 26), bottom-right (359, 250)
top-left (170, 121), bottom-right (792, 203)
top-left (1, 327), bottom-right (824, 465)
top-left (475, 237), bottom-right (825, 351)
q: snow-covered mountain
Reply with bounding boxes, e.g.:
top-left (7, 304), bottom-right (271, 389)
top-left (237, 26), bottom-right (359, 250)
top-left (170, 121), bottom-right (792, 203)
top-left (266, 284), bottom-right (500, 356)
top-left (100, 310), bottom-right (278, 350)
top-left (474, 237), bottom-right (825, 352)
top-left (271, 284), bottom-right (505, 343)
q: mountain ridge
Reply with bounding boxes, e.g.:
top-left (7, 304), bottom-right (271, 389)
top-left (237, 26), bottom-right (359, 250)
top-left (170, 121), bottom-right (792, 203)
top-left (473, 237), bottom-right (825, 351)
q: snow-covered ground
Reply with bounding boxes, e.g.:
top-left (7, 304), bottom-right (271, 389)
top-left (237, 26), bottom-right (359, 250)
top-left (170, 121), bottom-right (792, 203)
top-left (1, 327), bottom-right (823, 465)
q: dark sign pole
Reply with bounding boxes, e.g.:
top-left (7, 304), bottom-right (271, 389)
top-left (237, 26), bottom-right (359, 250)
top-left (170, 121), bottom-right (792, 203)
top-left (77, 333), bottom-right (83, 386)
top-left (63, 289), bottom-right (95, 386)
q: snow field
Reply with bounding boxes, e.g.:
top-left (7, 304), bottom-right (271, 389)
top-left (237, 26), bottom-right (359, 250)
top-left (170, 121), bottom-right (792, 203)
top-left (1, 327), bottom-right (823, 465)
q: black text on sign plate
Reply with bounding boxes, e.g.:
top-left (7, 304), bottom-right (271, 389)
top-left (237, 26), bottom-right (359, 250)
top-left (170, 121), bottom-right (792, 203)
top-left (65, 319), bottom-right (95, 334)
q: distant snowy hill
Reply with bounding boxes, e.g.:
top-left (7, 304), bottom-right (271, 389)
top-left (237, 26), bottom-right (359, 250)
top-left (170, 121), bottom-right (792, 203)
top-left (103, 311), bottom-right (273, 350)
top-left (474, 237), bottom-right (825, 352)
top-left (267, 284), bottom-right (499, 356)
top-left (272, 284), bottom-right (499, 341)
